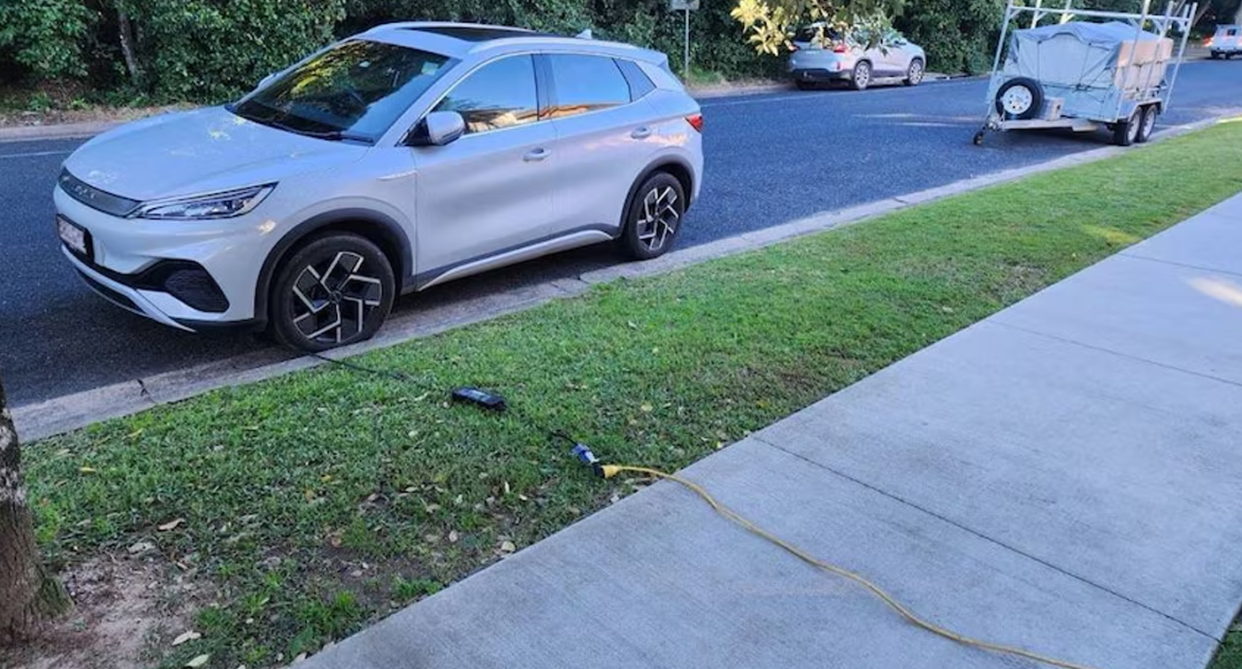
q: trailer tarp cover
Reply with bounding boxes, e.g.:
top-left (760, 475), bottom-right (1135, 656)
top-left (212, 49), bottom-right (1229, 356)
top-left (1002, 21), bottom-right (1174, 120)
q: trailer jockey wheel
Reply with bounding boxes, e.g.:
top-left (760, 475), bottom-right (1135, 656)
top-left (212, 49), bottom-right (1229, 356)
top-left (995, 77), bottom-right (1044, 120)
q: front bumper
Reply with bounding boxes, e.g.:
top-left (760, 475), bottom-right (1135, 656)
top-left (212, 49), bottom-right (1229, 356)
top-left (54, 184), bottom-right (274, 331)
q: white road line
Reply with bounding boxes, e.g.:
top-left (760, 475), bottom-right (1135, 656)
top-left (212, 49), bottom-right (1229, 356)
top-left (0, 150), bottom-right (72, 159)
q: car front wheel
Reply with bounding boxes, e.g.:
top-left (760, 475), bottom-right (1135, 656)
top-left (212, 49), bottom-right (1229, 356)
top-left (619, 172), bottom-right (686, 261)
top-left (270, 232), bottom-right (395, 352)
top-left (903, 58), bottom-right (924, 86)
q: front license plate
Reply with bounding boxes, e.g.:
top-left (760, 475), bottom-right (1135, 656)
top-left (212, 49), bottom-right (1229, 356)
top-left (57, 216), bottom-right (88, 257)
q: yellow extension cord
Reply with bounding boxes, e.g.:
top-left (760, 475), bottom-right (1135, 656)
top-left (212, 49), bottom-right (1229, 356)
top-left (599, 465), bottom-right (1101, 669)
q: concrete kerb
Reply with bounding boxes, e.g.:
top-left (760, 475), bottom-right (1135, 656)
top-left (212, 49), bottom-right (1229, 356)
top-left (0, 120), bottom-right (120, 143)
top-left (10, 113), bottom-right (1237, 442)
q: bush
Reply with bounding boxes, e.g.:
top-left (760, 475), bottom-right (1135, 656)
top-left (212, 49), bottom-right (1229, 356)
top-left (0, 0), bottom-right (95, 80)
top-left (895, 0), bottom-right (1004, 74)
top-left (115, 0), bottom-right (345, 102)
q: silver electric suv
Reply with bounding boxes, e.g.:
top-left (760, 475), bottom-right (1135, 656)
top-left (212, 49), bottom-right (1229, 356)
top-left (55, 23), bottom-right (704, 351)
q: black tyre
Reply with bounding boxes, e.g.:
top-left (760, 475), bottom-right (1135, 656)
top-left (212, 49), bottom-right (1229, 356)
top-left (1113, 108), bottom-right (1142, 146)
top-left (269, 233), bottom-right (395, 352)
top-left (1210, 51), bottom-right (1221, 59)
top-left (850, 60), bottom-right (872, 91)
top-left (1136, 105), bottom-right (1158, 144)
top-left (903, 57), bottom-right (924, 86)
top-left (618, 172), bottom-right (686, 261)
top-left (994, 77), bottom-right (1044, 120)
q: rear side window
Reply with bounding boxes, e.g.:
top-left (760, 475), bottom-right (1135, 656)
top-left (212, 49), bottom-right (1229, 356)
top-left (1229, 28), bottom-right (1238, 36)
top-left (794, 25), bottom-right (840, 43)
top-left (546, 54), bottom-right (630, 119)
top-left (616, 59), bottom-right (656, 100)
top-left (435, 55), bottom-right (539, 134)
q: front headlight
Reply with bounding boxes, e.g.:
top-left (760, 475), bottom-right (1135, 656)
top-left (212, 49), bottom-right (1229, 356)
top-left (133, 184), bottom-right (276, 220)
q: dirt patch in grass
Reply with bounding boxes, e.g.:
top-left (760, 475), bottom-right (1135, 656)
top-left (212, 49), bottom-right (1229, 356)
top-left (1, 554), bottom-right (211, 669)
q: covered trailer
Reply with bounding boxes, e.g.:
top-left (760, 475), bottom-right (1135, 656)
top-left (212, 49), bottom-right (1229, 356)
top-left (975, 0), bottom-right (1195, 147)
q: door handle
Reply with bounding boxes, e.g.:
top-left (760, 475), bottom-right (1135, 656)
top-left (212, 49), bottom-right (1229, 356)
top-left (631, 126), bottom-right (653, 140)
top-left (523, 148), bottom-right (551, 162)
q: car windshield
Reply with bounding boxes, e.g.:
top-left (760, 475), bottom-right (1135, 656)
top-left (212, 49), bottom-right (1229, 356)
top-left (230, 39), bottom-right (455, 144)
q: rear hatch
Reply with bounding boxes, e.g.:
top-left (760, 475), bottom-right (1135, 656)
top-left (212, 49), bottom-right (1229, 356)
top-left (1211, 25), bottom-right (1241, 49)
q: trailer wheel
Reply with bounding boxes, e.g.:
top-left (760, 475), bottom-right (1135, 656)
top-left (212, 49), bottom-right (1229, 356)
top-left (1136, 105), bottom-right (1158, 144)
top-left (994, 77), bottom-right (1043, 120)
top-left (1113, 109), bottom-right (1142, 146)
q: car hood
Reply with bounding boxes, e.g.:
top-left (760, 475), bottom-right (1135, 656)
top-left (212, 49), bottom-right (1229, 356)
top-left (64, 106), bottom-right (368, 202)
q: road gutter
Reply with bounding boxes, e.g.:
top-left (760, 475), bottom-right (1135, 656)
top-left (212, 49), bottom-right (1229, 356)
top-left (11, 113), bottom-right (1237, 442)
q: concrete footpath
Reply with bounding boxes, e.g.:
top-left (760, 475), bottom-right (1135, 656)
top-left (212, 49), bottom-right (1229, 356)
top-left (303, 194), bottom-right (1242, 669)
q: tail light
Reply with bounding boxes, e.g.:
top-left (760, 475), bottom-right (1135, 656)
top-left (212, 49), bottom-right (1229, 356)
top-left (833, 42), bottom-right (848, 53)
top-left (686, 113), bottom-right (703, 132)
top-left (1204, 37), bottom-right (1213, 46)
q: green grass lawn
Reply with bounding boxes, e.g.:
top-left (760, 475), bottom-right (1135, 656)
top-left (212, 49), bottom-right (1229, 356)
top-left (22, 120), bottom-right (1242, 669)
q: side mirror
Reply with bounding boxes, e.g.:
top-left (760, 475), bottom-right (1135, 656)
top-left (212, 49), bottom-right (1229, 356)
top-left (406, 111), bottom-right (466, 147)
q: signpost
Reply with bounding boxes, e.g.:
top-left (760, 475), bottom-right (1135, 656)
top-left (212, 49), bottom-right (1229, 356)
top-left (670, 0), bottom-right (700, 77)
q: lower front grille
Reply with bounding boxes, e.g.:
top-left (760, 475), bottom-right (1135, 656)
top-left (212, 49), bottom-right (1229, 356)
top-left (77, 270), bottom-right (142, 314)
top-left (161, 266), bottom-right (230, 313)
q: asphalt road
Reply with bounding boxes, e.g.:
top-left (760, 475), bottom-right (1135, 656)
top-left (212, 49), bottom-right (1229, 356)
top-left (3, 61), bottom-right (1241, 407)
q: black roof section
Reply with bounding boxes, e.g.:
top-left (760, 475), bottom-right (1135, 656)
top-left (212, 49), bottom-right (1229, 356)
top-left (402, 25), bottom-right (557, 42)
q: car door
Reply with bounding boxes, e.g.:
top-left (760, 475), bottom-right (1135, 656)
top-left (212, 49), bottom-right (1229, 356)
top-left (541, 53), bottom-right (657, 237)
top-left (887, 38), bottom-right (913, 76)
top-left (411, 54), bottom-right (556, 280)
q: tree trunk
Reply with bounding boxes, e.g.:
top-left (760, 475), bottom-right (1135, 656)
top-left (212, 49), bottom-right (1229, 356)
top-left (0, 376), bottom-right (69, 646)
top-left (116, 5), bottom-right (142, 87)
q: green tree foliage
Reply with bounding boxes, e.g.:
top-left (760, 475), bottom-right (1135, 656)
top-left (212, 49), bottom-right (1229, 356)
top-left (110, 0), bottom-right (345, 101)
top-left (0, 0), bottom-right (95, 79)
top-left (0, 0), bottom-right (1231, 102)
top-left (730, 0), bottom-right (907, 55)
top-left (894, 0), bottom-right (1004, 74)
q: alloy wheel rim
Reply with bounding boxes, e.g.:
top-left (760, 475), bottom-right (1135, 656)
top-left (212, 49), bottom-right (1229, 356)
top-left (290, 251), bottom-right (384, 344)
top-left (1142, 109), bottom-right (1156, 138)
top-left (637, 186), bottom-right (680, 253)
top-left (856, 64), bottom-right (870, 87)
top-left (910, 62), bottom-right (923, 83)
top-left (1128, 114), bottom-right (1141, 143)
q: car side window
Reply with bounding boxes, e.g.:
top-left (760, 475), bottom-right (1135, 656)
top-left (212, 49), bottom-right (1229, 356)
top-left (616, 59), bottom-right (656, 100)
top-left (546, 54), bottom-right (630, 119)
top-left (434, 55), bottom-right (539, 134)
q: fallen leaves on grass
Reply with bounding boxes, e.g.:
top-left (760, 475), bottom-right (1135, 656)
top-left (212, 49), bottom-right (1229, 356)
top-left (171, 630), bottom-right (201, 646)
top-left (158, 518), bottom-right (185, 532)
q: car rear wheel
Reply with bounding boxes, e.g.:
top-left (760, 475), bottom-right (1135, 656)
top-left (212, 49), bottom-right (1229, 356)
top-left (618, 172), bottom-right (686, 261)
top-left (903, 58), bottom-right (924, 86)
top-left (851, 61), bottom-right (872, 91)
top-left (270, 232), bottom-right (395, 352)
top-left (1136, 105), bottom-right (1158, 143)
